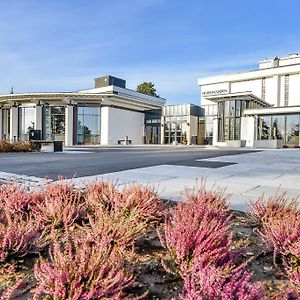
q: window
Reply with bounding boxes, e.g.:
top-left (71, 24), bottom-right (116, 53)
top-left (271, 115), bottom-right (285, 140)
top-left (44, 106), bottom-right (65, 141)
top-left (286, 115), bottom-right (299, 144)
top-left (77, 106), bottom-right (101, 145)
top-left (258, 116), bottom-right (271, 140)
top-left (19, 107), bottom-right (35, 140)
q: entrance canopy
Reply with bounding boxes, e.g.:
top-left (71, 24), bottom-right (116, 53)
top-left (204, 91), bottom-right (271, 108)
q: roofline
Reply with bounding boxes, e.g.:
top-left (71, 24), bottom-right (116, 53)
top-left (198, 63), bottom-right (300, 86)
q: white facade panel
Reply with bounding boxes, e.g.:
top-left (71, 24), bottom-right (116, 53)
top-left (288, 74), bottom-right (300, 106)
top-left (101, 107), bottom-right (144, 145)
top-left (230, 79), bottom-right (262, 98)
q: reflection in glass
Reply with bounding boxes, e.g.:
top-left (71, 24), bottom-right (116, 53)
top-left (258, 116), bottom-right (271, 140)
top-left (20, 107), bottom-right (35, 140)
top-left (44, 106), bottom-right (65, 141)
top-left (271, 116), bottom-right (285, 140)
top-left (77, 106), bottom-right (101, 145)
top-left (286, 115), bottom-right (299, 144)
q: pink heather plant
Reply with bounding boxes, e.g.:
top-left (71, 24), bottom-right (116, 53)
top-left (158, 187), bottom-right (232, 275)
top-left (249, 194), bottom-right (300, 265)
top-left (86, 206), bottom-right (148, 258)
top-left (249, 193), bottom-right (299, 226)
top-left (85, 180), bottom-right (118, 213)
top-left (34, 182), bottom-right (86, 231)
top-left (86, 181), bottom-right (163, 224)
top-left (182, 259), bottom-right (263, 300)
top-left (0, 212), bottom-right (39, 262)
top-left (33, 233), bottom-right (135, 300)
top-left (0, 182), bottom-right (43, 218)
top-left (119, 184), bottom-right (164, 223)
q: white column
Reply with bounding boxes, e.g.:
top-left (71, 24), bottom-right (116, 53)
top-left (35, 104), bottom-right (43, 131)
top-left (10, 106), bottom-right (19, 141)
top-left (65, 104), bottom-right (74, 146)
top-left (0, 109), bottom-right (2, 140)
top-left (187, 115), bottom-right (191, 145)
top-left (160, 116), bottom-right (164, 144)
top-left (212, 117), bottom-right (218, 145)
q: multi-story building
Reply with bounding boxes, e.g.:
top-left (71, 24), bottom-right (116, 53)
top-left (199, 53), bottom-right (300, 148)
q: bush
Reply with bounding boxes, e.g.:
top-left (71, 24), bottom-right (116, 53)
top-left (0, 212), bottom-right (40, 262)
top-left (33, 233), bottom-right (135, 300)
top-left (0, 140), bottom-right (34, 152)
top-left (86, 181), bottom-right (163, 224)
top-left (158, 186), bottom-right (231, 276)
top-left (182, 258), bottom-right (263, 300)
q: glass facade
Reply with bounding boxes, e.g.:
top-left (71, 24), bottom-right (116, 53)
top-left (144, 109), bottom-right (161, 144)
top-left (258, 114), bottom-right (299, 145)
top-left (164, 117), bottom-right (188, 144)
top-left (1, 109), bottom-right (10, 139)
top-left (77, 106), bottom-right (101, 145)
top-left (218, 100), bottom-right (266, 142)
top-left (19, 107), bottom-right (35, 140)
top-left (44, 106), bottom-right (65, 141)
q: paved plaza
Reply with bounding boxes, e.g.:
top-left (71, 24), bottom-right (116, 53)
top-left (0, 146), bottom-right (299, 211)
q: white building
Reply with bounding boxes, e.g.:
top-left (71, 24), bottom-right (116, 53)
top-left (199, 53), bottom-right (300, 148)
top-left (0, 76), bottom-right (166, 146)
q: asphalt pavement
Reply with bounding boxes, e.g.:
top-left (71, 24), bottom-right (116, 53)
top-left (0, 145), bottom-right (257, 180)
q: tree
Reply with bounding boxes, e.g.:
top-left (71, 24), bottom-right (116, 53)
top-left (136, 82), bottom-right (159, 97)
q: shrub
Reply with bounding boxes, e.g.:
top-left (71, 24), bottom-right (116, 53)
top-left (35, 182), bottom-right (85, 229)
top-left (0, 212), bottom-right (40, 262)
top-left (0, 182), bottom-right (43, 218)
top-left (249, 193), bottom-right (299, 226)
top-left (158, 187), bottom-right (232, 276)
top-left (33, 233), bottom-right (135, 300)
top-left (249, 194), bottom-right (300, 265)
top-left (13, 141), bottom-right (34, 152)
top-left (86, 205), bottom-right (148, 258)
top-left (86, 181), bottom-right (163, 224)
top-left (0, 141), bottom-right (14, 152)
top-left (33, 182), bottom-right (86, 246)
top-left (182, 259), bottom-right (263, 300)
top-left (0, 140), bottom-right (34, 152)
top-left (120, 184), bottom-right (164, 224)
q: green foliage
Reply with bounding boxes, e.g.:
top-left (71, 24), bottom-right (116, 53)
top-left (136, 82), bottom-right (159, 97)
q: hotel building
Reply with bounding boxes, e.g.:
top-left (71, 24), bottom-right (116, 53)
top-left (199, 53), bottom-right (300, 148)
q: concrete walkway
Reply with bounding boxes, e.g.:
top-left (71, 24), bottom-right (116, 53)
top-left (69, 149), bottom-right (300, 211)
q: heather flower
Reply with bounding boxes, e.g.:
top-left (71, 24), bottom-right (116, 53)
top-left (249, 193), bottom-right (299, 226)
top-left (33, 233), bottom-right (136, 299)
top-left (0, 212), bottom-right (39, 262)
top-left (182, 259), bottom-right (263, 300)
top-left (158, 186), bottom-right (232, 275)
top-left (86, 181), bottom-right (164, 225)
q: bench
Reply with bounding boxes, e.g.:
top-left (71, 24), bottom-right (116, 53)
top-left (30, 140), bottom-right (63, 152)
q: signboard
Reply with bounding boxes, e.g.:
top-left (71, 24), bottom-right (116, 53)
top-left (202, 89), bottom-right (229, 97)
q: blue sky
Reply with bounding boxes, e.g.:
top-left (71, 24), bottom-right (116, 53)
top-left (1, 0), bottom-right (300, 104)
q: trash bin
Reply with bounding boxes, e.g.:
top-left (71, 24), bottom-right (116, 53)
top-left (53, 141), bottom-right (63, 152)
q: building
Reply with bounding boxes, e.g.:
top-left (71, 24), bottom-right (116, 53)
top-left (199, 53), bottom-right (300, 148)
top-left (0, 76), bottom-right (166, 146)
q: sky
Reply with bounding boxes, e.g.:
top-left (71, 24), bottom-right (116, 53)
top-left (1, 0), bottom-right (300, 104)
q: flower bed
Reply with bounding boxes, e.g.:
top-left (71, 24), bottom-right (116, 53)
top-left (0, 180), bottom-right (298, 299)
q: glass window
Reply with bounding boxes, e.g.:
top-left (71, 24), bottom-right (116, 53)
top-left (44, 106), bottom-right (65, 141)
top-left (77, 106), bottom-right (101, 145)
top-left (286, 114), bottom-right (299, 144)
top-left (19, 107), bottom-right (35, 140)
top-left (258, 116), bottom-right (271, 140)
top-left (271, 115), bottom-right (285, 140)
